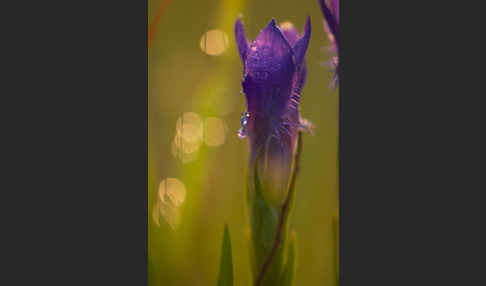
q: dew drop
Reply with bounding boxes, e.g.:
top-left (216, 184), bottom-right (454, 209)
top-left (238, 111), bottom-right (250, 139)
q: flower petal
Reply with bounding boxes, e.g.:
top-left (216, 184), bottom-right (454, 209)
top-left (235, 17), bottom-right (250, 63)
top-left (279, 22), bottom-right (301, 48)
top-left (242, 75), bottom-right (294, 148)
top-left (292, 16), bottom-right (311, 70)
top-left (257, 135), bottom-right (293, 205)
top-left (330, 0), bottom-right (339, 23)
top-left (319, 0), bottom-right (339, 46)
top-left (245, 19), bottom-right (294, 85)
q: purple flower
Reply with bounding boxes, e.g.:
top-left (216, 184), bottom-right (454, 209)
top-left (235, 17), bottom-right (311, 205)
top-left (319, 0), bottom-right (339, 87)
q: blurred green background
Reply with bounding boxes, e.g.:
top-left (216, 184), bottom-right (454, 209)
top-left (148, 0), bottom-right (338, 285)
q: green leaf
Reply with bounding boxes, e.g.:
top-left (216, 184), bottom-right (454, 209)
top-left (249, 158), bottom-right (279, 275)
top-left (280, 232), bottom-right (297, 286)
top-left (217, 224), bottom-right (234, 286)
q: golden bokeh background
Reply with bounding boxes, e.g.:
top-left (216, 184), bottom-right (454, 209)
top-left (149, 0), bottom-right (339, 285)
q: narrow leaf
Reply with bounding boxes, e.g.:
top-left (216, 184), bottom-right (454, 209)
top-left (250, 156), bottom-right (279, 276)
top-left (217, 224), bottom-right (234, 286)
top-left (249, 155), bottom-right (285, 285)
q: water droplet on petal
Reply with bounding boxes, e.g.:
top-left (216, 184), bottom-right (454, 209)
top-left (238, 111), bottom-right (250, 139)
top-left (237, 128), bottom-right (246, 139)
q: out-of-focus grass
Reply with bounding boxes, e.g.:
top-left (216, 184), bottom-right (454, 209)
top-left (149, 0), bottom-right (338, 285)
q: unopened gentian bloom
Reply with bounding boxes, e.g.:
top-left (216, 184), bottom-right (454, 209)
top-left (235, 17), bottom-right (311, 205)
top-left (319, 0), bottom-right (339, 87)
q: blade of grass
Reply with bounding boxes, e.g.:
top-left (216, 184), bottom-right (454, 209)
top-left (148, 0), bottom-right (172, 52)
top-left (217, 224), bottom-right (234, 286)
